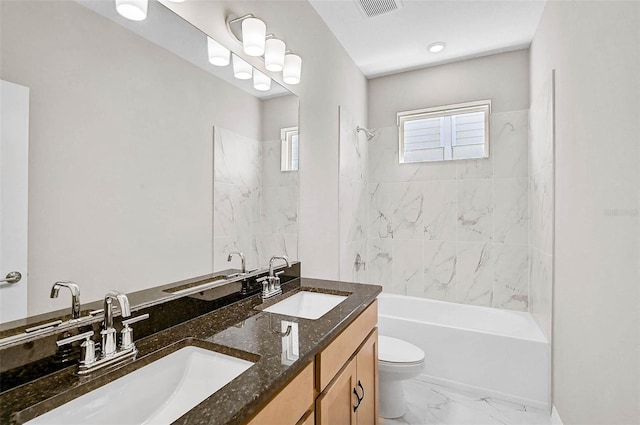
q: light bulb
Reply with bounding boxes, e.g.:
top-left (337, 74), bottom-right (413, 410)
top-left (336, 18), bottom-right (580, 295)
top-left (242, 17), bottom-right (266, 57)
top-left (283, 53), bottom-right (302, 85)
top-left (115, 0), bottom-right (148, 21)
top-left (232, 54), bottom-right (252, 80)
top-left (207, 37), bottom-right (230, 67)
top-left (265, 38), bottom-right (286, 72)
top-left (253, 70), bottom-right (271, 91)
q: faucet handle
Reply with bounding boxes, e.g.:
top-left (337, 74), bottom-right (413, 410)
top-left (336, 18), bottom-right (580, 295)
top-left (56, 330), bottom-right (94, 347)
top-left (121, 313), bottom-right (149, 327)
top-left (120, 314), bottom-right (149, 350)
top-left (57, 330), bottom-right (96, 366)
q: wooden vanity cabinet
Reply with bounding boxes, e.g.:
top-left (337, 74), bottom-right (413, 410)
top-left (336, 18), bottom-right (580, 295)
top-left (316, 329), bottom-right (378, 425)
top-left (246, 361), bottom-right (315, 425)
top-left (316, 301), bottom-right (379, 425)
top-left (244, 300), bottom-right (378, 425)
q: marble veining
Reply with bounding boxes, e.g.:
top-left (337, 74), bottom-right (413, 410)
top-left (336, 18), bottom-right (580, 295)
top-left (384, 378), bottom-right (551, 425)
top-left (214, 127), bottom-right (299, 271)
top-left (457, 179), bottom-right (493, 242)
top-left (339, 106), bottom-right (369, 283)
top-left (364, 110), bottom-right (531, 311)
top-left (455, 242), bottom-right (493, 306)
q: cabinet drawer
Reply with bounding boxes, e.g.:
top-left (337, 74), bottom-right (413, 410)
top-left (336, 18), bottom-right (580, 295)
top-left (246, 361), bottom-right (314, 425)
top-left (316, 300), bottom-right (377, 392)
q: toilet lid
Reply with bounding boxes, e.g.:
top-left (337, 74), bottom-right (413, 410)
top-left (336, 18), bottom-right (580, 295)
top-left (378, 335), bottom-right (425, 364)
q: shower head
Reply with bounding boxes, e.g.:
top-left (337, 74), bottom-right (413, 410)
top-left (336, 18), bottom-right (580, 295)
top-left (357, 126), bottom-right (375, 141)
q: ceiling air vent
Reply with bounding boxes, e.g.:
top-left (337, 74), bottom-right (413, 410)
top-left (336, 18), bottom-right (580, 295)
top-left (355, 0), bottom-right (403, 18)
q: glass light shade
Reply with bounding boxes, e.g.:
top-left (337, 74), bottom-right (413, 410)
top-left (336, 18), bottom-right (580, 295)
top-left (241, 17), bottom-right (266, 57)
top-left (207, 37), bottom-right (230, 67)
top-left (115, 0), bottom-right (148, 21)
top-left (253, 70), bottom-right (271, 91)
top-left (264, 38), bottom-right (286, 72)
top-left (283, 54), bottom-right (302, 85)
top-left (232, 54), bottom-right (252, 80)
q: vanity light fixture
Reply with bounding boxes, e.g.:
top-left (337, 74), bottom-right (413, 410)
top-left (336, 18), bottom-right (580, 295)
top-left (232, 54), bottom-right (253, 80)
top-left (283, 53), bottom-right (302, 85)
top-left (226, 13), bottom-right (303, 85)
top-left (242, 17), bottom-right (267, 56)
top-left (115, 0), bottom-right (148, 21)
top-left (253, 69), bottom-right (272, 91)
top-left (427, 42), bottom-right (446, 53)
top-left (264, 37), bottom-right (286, 72)
top-left (207, 37), bottom-right (230, 66)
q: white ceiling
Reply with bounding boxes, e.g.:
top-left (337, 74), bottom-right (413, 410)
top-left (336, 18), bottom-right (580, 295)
top-left (309, 0), bottom-right (546, 78)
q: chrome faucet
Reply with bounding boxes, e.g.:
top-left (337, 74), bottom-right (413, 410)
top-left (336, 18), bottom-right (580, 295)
top-left (227, 251), bottom-right (246, 274)
top-left (102, 291), bottom-right (131, 357)
top-left (56, 290), bottom-right (148, 375)
top-left (259, 255), bottom-right (291, 299)
top-left (50, 281), bottom-right (81, 320)
top-left (269, 255), bottom-right (290, 277)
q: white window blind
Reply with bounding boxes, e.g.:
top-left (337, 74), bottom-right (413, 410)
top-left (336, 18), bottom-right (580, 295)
top-left (397, 100), bottom-right (491, 163)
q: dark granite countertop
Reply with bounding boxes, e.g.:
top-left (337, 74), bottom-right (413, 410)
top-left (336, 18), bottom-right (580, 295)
top-left (0, 278), bottom-right (381, 425)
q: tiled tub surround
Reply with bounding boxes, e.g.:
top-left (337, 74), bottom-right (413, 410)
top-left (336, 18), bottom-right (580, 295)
top-left (0, 277), bottom-right (381, 424)
top-left (366, 110), bottom-right (530, 311)
top-left (528, 75), bottom-right (554, 342)
top-left (213, 127), bottom-right (299, 271)
top-left (378, 293), bottom-right (550, 410)
top-left (339, 106), bottom-right (369, 284)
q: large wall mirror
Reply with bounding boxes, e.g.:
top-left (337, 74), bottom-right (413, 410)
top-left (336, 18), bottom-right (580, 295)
top-left (0, 0), bottom-right (299, 327)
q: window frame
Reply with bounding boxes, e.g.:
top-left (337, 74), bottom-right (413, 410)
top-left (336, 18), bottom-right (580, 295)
top-left (396, 99), bottom-right (491, 164)
top-left (280, 126), bottom-right (299, 171)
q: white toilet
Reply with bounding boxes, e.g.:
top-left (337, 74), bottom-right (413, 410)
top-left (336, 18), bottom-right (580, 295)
top-left (378, 335), bottom-right (425, 419)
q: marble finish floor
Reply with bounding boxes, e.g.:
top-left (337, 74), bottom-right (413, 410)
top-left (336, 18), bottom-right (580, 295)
top-left (382, 378), bottom-right (551, 425)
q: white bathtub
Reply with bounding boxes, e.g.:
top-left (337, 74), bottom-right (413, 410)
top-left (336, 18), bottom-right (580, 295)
top-left (377, 293), bottom-right (550, 410)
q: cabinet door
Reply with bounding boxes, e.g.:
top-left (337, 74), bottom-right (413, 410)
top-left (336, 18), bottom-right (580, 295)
top-left (355, 329), bottom-right (379, 425)
top-left (316, 358), bottom-right (358, 425)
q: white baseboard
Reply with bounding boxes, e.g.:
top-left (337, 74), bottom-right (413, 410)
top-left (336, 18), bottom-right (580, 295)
top-left (551, 406), bottom-right (563, 425)
top-left (416, 373), bottom-right (550, 411)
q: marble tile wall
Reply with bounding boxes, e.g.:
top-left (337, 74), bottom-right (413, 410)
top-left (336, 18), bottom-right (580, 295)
top-left (365, 110), bottom-right (530, 311)
top-left (259, 139), bottom-right (299, 267)
top-left (528, 75), bottom-right (554, 340)
top-left (213, 126), bottom-right (262, 272)
top-left (213, 127), bottom-right (298, 272)
top-left (339, 106), bottom-right (368, 283)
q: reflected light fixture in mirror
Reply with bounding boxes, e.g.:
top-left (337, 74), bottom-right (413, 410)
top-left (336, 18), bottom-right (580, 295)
top-left (115, 0), bottom-right (148, 21)
top-left (232, 54), bottom-right (253, 80)
top-left (207, 37), bottom-right (230, 66)
top-left (242, 17), bottom-right (267, 56)
top-left (253, 70), bottom-right (271, 91)
top-left (283, 54), bottom-right (302, 85)
top-left (265, 38), bottom-right (286, 72)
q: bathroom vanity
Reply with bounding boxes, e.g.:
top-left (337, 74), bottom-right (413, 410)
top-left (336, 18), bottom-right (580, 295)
top-left (0, 272), bottom-right (381, 424)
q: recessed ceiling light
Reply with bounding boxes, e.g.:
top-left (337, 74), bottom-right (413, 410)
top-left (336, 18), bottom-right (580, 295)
top-left (427, 42), bottom-right (446, 53)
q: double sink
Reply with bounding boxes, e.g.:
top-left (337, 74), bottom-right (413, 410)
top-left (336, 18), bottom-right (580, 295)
top-left (24, 290), bottom-right (348, 425)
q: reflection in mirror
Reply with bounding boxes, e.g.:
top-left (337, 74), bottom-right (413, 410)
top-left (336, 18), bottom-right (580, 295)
top-left (280, 127), bottom-right (299, 172)
top-left (0, 0), bottom-right (298, 330)
top-left (213, 94), bottom-right (299, 272)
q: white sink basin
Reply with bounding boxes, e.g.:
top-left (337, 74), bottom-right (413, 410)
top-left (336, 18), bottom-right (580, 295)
top-left (263, 291), bottom-right (348, 320)
top-left (25, 346), bottom-right (254, 425)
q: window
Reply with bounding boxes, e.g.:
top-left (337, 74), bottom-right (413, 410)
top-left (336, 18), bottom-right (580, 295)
top-left (397, 100), bottom-right (491, 163)
top-left (280, 126), bottom-right (299, 171)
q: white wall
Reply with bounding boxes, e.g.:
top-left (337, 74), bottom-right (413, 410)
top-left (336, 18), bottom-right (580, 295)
top-left (369, 49), bottom-right (530, 128)
top-left (530, 1), bottom-right (640, 423)
top-left (162, 0), bottom-right (368, 281)
top-left (0, 1), bottom-right (262, 315)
